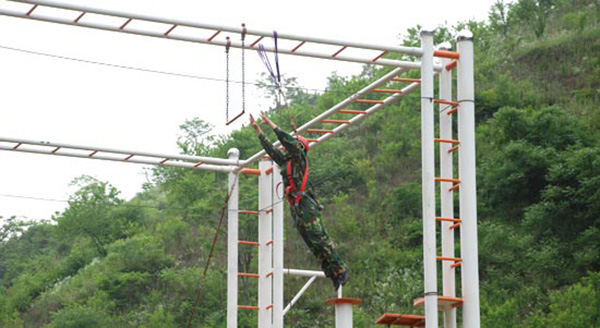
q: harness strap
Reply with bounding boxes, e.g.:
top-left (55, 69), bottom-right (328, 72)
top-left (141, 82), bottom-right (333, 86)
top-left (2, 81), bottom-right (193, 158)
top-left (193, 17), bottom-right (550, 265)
top-left (285, 155), bottom-right (309, 206)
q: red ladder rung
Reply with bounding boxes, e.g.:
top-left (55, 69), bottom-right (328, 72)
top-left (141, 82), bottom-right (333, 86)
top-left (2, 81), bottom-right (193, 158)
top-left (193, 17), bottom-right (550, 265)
top-left (339, 109), bottom-right (367, 114)
top-left (392, 78), bottom-right (421, 83)
top-left (238, 241), bottom-right (260, 246)
top-left (436, 217), bottom-right (462, 223)
top-left (321, 119), bottom-right (350, 124)
top-left (437, 256), bottom-right (463, 262)
top-left (434, 138), bottom-right (460, 145)
top-left (434, 99), bottom-right (459, 106)
top-left (450, 223), bottom-right (461, 230)
top-left (372, 89), bottom-right (403, 94)
top-left (435, 177), bottom-right (460, 183)
top-left (449, 184), bottom-right (460, 192)
top-left (354, 99), bottom-right (384, 104)
top-left (238, 273), bottom-right (260, 278)
top-left (238, 305), bottom-right (260, 310)
top-left (306, 128), bottom-right (334, 134)
top-left (447, 107), bottom-right (459, 115)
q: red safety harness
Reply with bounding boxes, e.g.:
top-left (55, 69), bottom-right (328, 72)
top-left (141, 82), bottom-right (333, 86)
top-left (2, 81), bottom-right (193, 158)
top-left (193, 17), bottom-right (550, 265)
top-left (285, 156), bottom-right (309, 207)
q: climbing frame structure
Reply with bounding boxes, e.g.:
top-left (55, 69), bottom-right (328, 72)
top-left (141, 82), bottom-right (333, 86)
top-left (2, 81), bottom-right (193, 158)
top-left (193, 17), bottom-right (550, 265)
top-left (0, 1), bottom-right (479, 327)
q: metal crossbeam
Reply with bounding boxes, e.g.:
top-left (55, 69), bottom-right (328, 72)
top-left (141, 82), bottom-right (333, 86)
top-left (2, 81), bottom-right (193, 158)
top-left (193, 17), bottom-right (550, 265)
top-left (1, 0), bottom-right (444, 70)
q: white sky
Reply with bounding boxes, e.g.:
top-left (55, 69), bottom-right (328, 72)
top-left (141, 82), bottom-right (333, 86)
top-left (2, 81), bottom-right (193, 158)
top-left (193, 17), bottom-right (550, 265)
top-left (0, 0), bottom-right (496, 222)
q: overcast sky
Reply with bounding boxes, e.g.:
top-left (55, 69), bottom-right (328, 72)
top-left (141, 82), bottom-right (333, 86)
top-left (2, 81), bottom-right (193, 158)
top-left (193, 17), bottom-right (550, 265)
top-left (0, 0), bottom-right (496, 222)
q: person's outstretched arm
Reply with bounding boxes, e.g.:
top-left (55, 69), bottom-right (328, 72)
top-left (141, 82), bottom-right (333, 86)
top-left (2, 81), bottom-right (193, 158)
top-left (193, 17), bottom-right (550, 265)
top-left (250, 114), bottom-right (285, 165)
top-left (259, 111), bottom-right (303, 157)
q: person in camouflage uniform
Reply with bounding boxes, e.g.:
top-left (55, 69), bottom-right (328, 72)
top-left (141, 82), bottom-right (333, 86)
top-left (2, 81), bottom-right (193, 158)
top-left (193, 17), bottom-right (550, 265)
top-left (250, 111), bottom-right (349, 290)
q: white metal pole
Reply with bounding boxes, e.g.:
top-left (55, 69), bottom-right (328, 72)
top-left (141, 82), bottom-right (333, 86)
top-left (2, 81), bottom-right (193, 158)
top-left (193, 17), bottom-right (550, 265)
top-left (272, 164), bottom-right (284, 328)
top-left (438, 42), bottom-right (457, 328)
top-left (457, 30), bottom-right (481, 328)
top-left (334, 303), bottom-right (354, 328)
top-left (420, 28), bottom-right (438, 328)
top-left (227, 148), bottom-right (240, 328)
top-left (258, 158), bottom-right (273, 328)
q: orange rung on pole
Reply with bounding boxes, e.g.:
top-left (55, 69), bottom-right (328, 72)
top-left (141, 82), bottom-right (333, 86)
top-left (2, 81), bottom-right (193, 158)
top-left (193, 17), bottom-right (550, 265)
top-left (354, 99), bottom-right (384, 104)
top-left (447, 107), bottom-right (459, 115)
top-left (306, 128), bottom-right (334, 134)
top-left (449, 184), bottom-right (460, 192)
top-left (434, 50), bottom-right (460, 59)
top-left (434, 138), bottom-right (460, 145)
top-left (306, 138), bottom-right (319, 143)
top-left (339, 109), bottom-right (367, 114)
top-left (448, 145), bottom-right (459, 153)
top-left (238, 241), bottom-right (260, 246)
top-left (239, 210), bottom-right (259, 215)
top-left (238, 273), bottom-right (260, 278)
top-left (265, 167), bottom-right (274, 175)
top-left (266, 240), bottom-right (274, 246)
top-left (392, 77), bottom-right (421, 83)
top-left (321, 119), bottom-right (350, 124)
top-left (435, 177), bottom-right (461, 183)
top-left (437, 256), bottom-right (463, 262)
top-left (449, 223), bottom-right (461, 230)
top-left (372, 89), bottom-right (403, 94)
top-left (434, 99), bottom-right (460, 106)
top-left (451, 262), bottom-right (462, 269)
top-left (445, 59), bottom-right (458, 71)
top-left (266, 304), bottom-right (273, 310)
top-left (238, 305), bottom-right (260, 310)
top-left (436, 217), bottom-right (462, 223)
top-left (241, 168), bottom-right (261, 175)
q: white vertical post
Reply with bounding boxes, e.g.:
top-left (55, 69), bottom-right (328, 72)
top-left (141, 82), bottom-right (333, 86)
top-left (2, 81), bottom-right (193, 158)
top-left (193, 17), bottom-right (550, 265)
top-left (420, 29), bottom-right (438, 328)
top-left (438, 42), bottom-right (457, 328)
top-left (227, 148), bottom-right (240, 328)
top-left (334, 303), bottom-right (354, 328)
top-left (457, 30), bottom-right (481, 328)
top-left (258, 158), bottom-right (274, 328)
top-left (272, 164), bottom-right (285, 328)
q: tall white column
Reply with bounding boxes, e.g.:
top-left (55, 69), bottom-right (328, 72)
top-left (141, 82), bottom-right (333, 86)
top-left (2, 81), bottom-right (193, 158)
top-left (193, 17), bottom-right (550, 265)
top-left (438, 42), bottom-right (457, 328)
top-left (227, 148), bottom-right (240, 328)
top-left (457, 30), bottom-right (481, 328)
top-left (420, 29), bottom-right (438, 328)
top-left (258, 158), bottom-right (274, 328)
top-left (272, 164), bottom-right (285, 328)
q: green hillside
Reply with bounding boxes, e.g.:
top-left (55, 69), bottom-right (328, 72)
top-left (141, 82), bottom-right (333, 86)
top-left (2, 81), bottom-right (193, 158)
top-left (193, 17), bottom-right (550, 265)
top-left (1, 1), bottom-right (600, 327)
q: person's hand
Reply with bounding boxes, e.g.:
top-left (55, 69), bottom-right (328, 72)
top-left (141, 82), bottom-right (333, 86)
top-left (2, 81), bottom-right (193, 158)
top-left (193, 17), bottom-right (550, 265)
top-left (249, 114), bottom-right (263, 135)
top-left (260, 111), bottom-right (278, 130)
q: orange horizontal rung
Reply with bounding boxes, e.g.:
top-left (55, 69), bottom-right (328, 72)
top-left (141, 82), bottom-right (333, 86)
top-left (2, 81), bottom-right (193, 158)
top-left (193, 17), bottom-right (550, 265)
top-left (241, 168), bottom-right (261, 175)
top-left (238, 305), bottom-right (260, 310)
top-left (449, 184), bottom-right (460, 192)
top-left (239, 210), bottom-right (260, 215)
top-left (265, 167), bottom-right (274, 175)
top-left (372, 89), bottom-right (403, 94)
top-left (306, 138), bottom-right (319, 143)
top-left (451, 262), bottom-right (462, 269)
top-left (436, 217), bottom-right (462, 223)
top-left (266, 271), bottom-right (273, 278)
top-left (435, 177), bottom-right (460, 183)
top-left (238, 273), bottom-right (260, 278)
top-left (266, 304), bottom-right (273, 310)
top-left (238, 240), bottom-right (260, 246)
top-left (266, 240), bottom-right (274, 246)
top-left (306, 128), bottom-right (334, 134)
top-left (434, 50), bottom-right (460, 59)
top-left (447, 107), bottom-right (459, 115)
top-left (354, 99), bottom-right (384, 104)
top-left (434, 99), bottom-right (459, 106)
top-left (321, 119), bottom-right (350, 124)
top-left (392, 77), bottom-right (421, 83)
top-left (448, 145), bottom-right (459, 153)
top-left (437, 256), bottom-right (463, 262)
top-left (450, 223), bottom-right (461, 230)
top-left (445, 59), bottom-right (458, 71)
top-left (434, 138), bottom-right (460, 145)
top-left (339, 109), bottom-right (367, 114)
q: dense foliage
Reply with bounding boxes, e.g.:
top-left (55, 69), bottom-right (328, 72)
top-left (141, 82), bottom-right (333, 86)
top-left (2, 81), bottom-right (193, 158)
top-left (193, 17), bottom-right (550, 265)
top-left (2, 1), bottom-right (600, 326)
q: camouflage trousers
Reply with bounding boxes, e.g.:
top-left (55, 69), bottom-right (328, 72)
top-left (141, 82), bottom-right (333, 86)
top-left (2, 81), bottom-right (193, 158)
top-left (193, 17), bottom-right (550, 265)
top-left (289, 196), bottom-right (347, 279)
